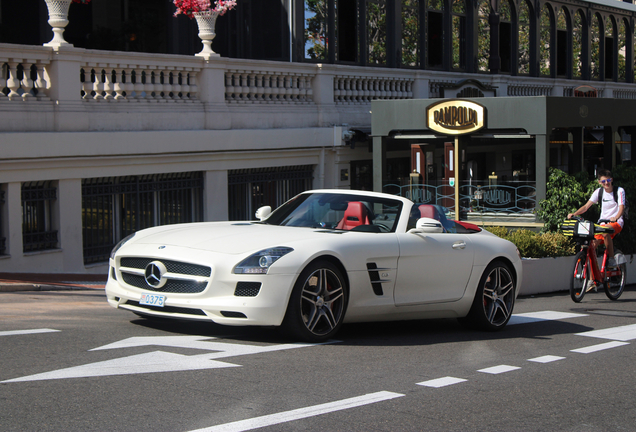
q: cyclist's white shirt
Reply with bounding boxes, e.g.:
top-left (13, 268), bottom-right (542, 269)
top-left (590, 186), bottom-right (625, 227)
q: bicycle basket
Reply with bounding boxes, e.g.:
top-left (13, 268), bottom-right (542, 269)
top-left (561, 219), bottom-right (595, 239)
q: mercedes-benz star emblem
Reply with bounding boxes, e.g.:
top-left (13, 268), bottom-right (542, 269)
top-left (144, 261), bottom-right (168, 289)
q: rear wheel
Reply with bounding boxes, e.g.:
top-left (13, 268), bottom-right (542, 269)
top-left (604, 262), bottom-right (626, 300)
top-left (464, 260), bottom-right (516, 331)
top-left (570, 250), bottom-right (588, 303)
top-left (283, 260), bottom-right (348, 342)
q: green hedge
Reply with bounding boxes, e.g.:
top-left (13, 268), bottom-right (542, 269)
top-left (486, 227), bottom-right (575, 258)
top-left (535, 166), bottom-right (636, 255)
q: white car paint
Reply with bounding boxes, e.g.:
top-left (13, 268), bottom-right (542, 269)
top-left (105, 189), bottom-right (522, 341)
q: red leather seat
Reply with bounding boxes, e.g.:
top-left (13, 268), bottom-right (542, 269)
top-left (336, 202), bottom-right (371, 230)
top-left (419, 204), bottom-right (442, 221)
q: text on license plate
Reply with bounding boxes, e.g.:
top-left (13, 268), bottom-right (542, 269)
top-left (140, 293), bottom-right (166, 307)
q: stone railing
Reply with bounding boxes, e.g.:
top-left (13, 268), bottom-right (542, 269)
top-left (333, 75), bottom-right (414, 104)
top-left (4, 42), bottom-right (636, 132)
top-left (224, 69), bottom-right (315, 104)
top-left (0, 46), bottom-right (52, 102)
top-left (78, 51), bottom-right (203, 103)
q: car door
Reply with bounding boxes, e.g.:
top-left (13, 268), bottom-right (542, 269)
top-left (394, 231), bottom-right (475, 305)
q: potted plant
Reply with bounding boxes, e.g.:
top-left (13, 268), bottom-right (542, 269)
top-left (173, 0), bottom-right (238, 57)
top-left (44, 0), bottom-right (91, 47)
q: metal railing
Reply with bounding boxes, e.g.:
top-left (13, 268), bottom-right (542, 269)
top-left (385, 182), bottom-right (537, 215)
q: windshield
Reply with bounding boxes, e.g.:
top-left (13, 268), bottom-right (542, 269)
top-left (263, 193), bottom-right (403, 233)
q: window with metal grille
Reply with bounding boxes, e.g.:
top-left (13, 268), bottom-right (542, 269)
top-left (228, 165), bottom-right (314, 221)
top-left (0, 188), bottom-right (5, 255)
top-left (22, 181), bottom-right (58, 253)
top-left (82, 172), bottom-right (204, 264)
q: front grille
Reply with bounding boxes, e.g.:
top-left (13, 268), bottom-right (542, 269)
top-left (235, 282), bottom-right (261, 297)
top-left (121, 273), bottom-right (208, 294)
top-left (120, 257), bottom-right (211, 277)
top-left (125, 300), bottom-right (207, 316)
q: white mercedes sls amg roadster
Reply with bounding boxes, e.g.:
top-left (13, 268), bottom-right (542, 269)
top-left (106, 189), bottom-right (522, 341)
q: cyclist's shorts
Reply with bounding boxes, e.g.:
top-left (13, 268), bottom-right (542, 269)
top-left (594, 222), bottom-right (622, 240)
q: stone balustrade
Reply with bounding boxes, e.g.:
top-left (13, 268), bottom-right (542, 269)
top-left (225, 69), bottom-right (315, 104)
top-left (3, 42), bottom-right (636, 132)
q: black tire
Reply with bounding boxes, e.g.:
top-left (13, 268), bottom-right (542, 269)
top-left (464, 260), bottom-right (516, 331)
top-left (570, 250), bottom-right (588, 303)
top-left (283, 260), bottom-right (348, 342)
top-left (604, 262), bottom-right (626, 301)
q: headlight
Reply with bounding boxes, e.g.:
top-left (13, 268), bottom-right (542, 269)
top-left (233, 247), bottom-right (294, 274)
top-left (110, 233), bottom-right (136, 259)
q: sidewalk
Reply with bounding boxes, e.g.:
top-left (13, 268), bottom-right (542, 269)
top-left (0, 273), bottom-right (107, 292)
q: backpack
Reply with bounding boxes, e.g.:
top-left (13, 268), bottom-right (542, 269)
top-left (599, 186), bottom-right (629, 219)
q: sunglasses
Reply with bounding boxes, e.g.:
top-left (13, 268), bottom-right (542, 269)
top-left (600, 179), bottom-right (613, 184)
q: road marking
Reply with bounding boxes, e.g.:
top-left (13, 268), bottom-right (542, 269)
top-left (2, 336), bottom-right (333, 383)
top-left (570, 341), bottom-right (630, 354)
top-left (576, 324), bottom-right (636, 341)
top-left (188, 391), bottom-right (404, 432)
top-left (478, 365), bottom-right (521, 374)
top-left (417, 377), bottom-right (467, 388)
top-left (508, 311), bottom-right (587, 325)
top-left (0, 329), bottom-right (60, 337)
top-left (528, 355), bottom-right (565, 364)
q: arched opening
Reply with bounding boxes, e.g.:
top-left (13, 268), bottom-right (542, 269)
top-left (591, 14), bottom-right (601, 80)
top-left (367, 0), bottom-right (387, 65)
top-left (401, 0), bottom-right (419, 67)
top-left (572, 10), bottom-right (584, 78)
top-left (556, 7), bottom-right (568, 77)
top-left (618, 18), bottom-right (627, 81)
top-left (452, 0), bottom-right (467, 70)
top-left (427, 0), bottom-right (444, 68)
top-left (518, 0), bottom-right (531, 74)
top-left (539, 5), bottom-right (552, 76)
top-left (477, 0), bottom-right (490, 72)
top-left (499, 0), bottom-right (513, 73)
top-left (605, 16), bottom-right (615, 80)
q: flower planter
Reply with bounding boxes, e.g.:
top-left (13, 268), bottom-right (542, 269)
top-left (43, 0), bottom-right (73, 47)
top-left (194, 11), bottom-right (220, 58)
top-left (520, 254), bottom-right (635, 296)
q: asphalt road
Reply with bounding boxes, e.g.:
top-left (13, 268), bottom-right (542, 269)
top-left (2, 287), bottom-right (636, 432)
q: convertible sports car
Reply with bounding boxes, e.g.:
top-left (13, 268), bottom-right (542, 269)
top-left (105, 189), bottom-right (522, 342)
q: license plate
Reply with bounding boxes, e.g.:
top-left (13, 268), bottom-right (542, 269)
top-left (140, 293), bottom-right (166, 307)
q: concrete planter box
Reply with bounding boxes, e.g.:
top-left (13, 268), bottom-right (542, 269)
top-left (520, 254), bottom-right (636, 296)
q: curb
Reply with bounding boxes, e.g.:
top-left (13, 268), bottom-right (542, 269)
top-left (0, 283), bottom-right (105, 292)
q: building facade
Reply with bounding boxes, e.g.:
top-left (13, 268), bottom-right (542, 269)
top-left (1, 0), bottom-right (636, 276)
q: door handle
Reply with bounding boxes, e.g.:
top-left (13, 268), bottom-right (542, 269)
top-left (452, 241), bottom-right (466, 250)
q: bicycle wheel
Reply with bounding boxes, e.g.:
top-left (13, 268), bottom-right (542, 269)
top-left (570, 250), bottom-right (589, 303)
top-left (604, 262), bottom-right (626, 300)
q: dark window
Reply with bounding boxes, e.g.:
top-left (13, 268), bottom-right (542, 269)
top-left (82, 172), bottom-right (204, 264)
top-left (22, 181), bottom-right (58, 253)
top-left (427, 12), bottom-right (443, 68)
top-left (228, 166), bottom-right (314, 221)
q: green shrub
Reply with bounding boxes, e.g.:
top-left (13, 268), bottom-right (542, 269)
top-left (486, 226), bottom-right (575, 258)
top-left (535, 168), bottom-right (588, 233)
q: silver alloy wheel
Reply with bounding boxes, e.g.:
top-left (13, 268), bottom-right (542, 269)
top-left (481, 265), bottom-right (515, 327)
top-left (299, 268), bottom-right (345, 336)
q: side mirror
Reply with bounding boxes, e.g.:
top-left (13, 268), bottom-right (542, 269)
top-left (409, 217), bottom-right (444, 234)
top-left (255, 206), bottom-right (272, 221)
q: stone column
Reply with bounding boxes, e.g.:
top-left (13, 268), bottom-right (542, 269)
top-left (57, 179), bottom-right (84, 272)
top-left (372, 136), bottom-right (386, 193)
top-left (204, 170), bottom-right (228, 221)
top-left (535, 134), bottom-right (549, 205)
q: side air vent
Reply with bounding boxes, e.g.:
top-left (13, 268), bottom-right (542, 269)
top-left (235, 282), bottom-right (262, 297)
top-left (366, 263), bottom-right (384, 296)
top-left (221, 311), bottom-right (247, 319)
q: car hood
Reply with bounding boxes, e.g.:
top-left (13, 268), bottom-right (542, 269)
top-left (131, 222), bottom-right (344, 254)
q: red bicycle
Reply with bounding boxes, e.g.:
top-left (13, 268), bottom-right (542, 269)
top-left (563, 217), bottom-right (626, 302)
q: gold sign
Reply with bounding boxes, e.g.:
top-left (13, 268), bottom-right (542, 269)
top-left (426, 100), bottom-right (486, 135)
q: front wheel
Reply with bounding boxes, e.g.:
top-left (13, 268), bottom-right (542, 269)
top-left (570, 250), bottom-right (589, 303)
top-left (283, 260), bottom-right (348, 342)
top-left (604, 262), bottom-right (626, 300)
top-left (464, 260), bottom-right (516, 331)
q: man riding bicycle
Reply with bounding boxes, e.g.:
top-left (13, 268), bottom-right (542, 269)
top-left (567, 169), bottom-right (625, 267)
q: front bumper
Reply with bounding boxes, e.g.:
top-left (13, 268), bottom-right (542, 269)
top-left (105, 269), bottom-right (297, 327)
